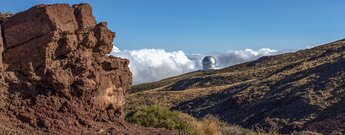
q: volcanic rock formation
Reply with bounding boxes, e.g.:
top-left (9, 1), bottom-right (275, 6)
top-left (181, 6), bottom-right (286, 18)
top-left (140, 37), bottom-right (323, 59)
top-left (0, 3), bottom-right (173, 134)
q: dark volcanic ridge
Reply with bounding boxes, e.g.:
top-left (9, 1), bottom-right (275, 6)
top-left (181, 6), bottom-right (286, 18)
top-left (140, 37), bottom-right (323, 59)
top-left (0, 3), bottom-right (174, 135)
top-left (130, 39), bottom-right (345, 134)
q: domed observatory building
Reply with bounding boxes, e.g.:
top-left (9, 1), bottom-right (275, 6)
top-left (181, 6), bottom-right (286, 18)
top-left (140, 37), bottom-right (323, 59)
top-left (202, 56), bottom-right (217, 71)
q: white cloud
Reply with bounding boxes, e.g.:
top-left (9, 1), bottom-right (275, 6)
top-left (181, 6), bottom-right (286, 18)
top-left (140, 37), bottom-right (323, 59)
top-left (110, 47), bottom-right (279, 84)
top-left (214, 48), bottom-right (278, 68)
top-left (110, 47), bottom-right (195, 84)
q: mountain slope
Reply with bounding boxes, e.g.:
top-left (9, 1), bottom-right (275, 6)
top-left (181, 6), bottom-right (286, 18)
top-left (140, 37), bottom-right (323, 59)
top-left (128, 39), bottom-right (345, 134)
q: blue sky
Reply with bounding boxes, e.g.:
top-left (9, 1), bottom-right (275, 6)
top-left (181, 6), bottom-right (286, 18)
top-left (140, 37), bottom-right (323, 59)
top-left (1, 0), bottom-right (345, 53)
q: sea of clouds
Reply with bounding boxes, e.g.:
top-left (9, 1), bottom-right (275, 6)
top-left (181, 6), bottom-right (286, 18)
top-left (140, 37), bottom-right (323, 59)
top-left (110, 47), bottom-right (279, 84)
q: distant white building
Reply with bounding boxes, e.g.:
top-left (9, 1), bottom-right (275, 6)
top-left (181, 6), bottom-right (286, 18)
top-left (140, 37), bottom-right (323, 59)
top-left (202, 56), bottom-right (217, 71)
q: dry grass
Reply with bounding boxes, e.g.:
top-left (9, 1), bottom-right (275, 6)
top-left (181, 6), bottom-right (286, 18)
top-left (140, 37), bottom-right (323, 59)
top-left (127, 40), bottom-right (345, 134)
top-left (126, 105), bottom-right (323, 135)
top-left (126, 84), bottom-right (232, 111)
top-left (125, 105), bottom-right (282, 135)
top-left (126, 79), bottom-right (256, 111)
top-left (201, 116), bottom-right (220, 135)
top-left (179, 114), bottom-right (281, 135)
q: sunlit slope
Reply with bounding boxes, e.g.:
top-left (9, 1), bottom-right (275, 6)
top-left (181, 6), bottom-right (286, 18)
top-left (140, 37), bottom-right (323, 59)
top-left (128, 39), bottom-right (345, 134)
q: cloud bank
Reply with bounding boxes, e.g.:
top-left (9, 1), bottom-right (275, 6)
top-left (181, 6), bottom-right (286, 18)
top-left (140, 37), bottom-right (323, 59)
top-left (110, 47), bottom-right (279, 84)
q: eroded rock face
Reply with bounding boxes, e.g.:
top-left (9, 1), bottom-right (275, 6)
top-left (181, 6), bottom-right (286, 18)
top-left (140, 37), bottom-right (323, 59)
top-left (0, 27), bottom-right (3, 68)
top-left (0, 3), bottom-right (171, 134)
top-left (2, 2), bottom-right (131, 114)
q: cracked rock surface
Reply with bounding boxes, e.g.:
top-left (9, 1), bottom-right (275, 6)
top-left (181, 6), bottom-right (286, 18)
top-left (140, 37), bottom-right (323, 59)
top-left (0, 3), bottom-right (174, 135)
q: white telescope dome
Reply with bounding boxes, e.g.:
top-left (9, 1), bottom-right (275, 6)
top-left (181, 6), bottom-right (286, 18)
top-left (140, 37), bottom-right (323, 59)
top-left (202, 56), bottom-right (217, 71)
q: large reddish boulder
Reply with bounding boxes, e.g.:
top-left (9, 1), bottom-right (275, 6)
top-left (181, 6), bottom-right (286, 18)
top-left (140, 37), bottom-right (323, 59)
top-left (0, 3), bottom-right (174, 134)
top-left (3, 4), bottom-right (78, 48)
top-left (2, 3), bottom-right (130, 114)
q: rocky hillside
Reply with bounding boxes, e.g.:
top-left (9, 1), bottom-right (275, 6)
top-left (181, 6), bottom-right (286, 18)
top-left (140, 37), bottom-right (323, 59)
top-left (0, 4), bottom-right (174, 134)
top-left (129, 39), bottom-right (345, 134)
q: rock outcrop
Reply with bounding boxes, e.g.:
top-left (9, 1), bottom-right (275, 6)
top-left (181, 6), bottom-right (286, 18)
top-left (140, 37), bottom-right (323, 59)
top-left (0, 3), bottom-right (173, 134)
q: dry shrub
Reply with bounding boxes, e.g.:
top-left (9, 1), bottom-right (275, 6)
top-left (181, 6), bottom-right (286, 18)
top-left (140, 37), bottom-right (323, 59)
top-left (126, 106), bottom-right (320, 135)
top-left (179, 114), bottom-right (222, 135)
top-left (178, 113), bottom-right (200, 135)
top-left (178, 113), bottom-right (279, 135)
top-left (200, 115), bottom-right (221, 135)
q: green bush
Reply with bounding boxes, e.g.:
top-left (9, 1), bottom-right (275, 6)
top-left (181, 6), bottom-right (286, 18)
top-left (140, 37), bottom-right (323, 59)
top-left (125, 106), bottom-right (191, 132)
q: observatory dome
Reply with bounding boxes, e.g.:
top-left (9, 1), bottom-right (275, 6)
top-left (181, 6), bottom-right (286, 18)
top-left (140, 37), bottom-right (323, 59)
top-left (202, 56), bottom-right (217, 71)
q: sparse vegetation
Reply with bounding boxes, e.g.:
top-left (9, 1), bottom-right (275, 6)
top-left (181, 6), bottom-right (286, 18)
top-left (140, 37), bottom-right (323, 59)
top-left (126, 84), bottom-right (234, 111)
top-left (128, 39), bottom-right (345, 134)
top-left (126, 106), bottom-right (284, 135)
top-left (125, 106), bottom-right (192, 133)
